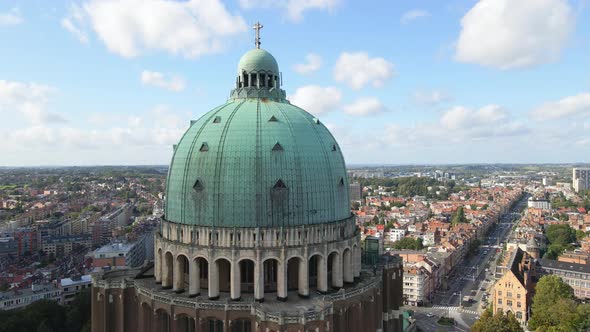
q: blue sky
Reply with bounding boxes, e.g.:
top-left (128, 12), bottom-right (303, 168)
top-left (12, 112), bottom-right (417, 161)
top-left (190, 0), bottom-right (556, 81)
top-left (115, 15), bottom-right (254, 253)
top-left (1, 0), bottom-right (589, 166)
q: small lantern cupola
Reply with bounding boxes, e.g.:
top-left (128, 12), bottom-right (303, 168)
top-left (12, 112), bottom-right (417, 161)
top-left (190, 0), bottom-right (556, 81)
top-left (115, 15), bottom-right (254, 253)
top-left (230, 22), bottom-right (287, 102)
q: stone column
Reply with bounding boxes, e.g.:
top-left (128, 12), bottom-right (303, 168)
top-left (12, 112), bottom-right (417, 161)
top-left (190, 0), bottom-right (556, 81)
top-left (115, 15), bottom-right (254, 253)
top-left (162, 254), bottom-right (172, 289)
top-left (231, 259), bottom-right (241, 301)
top-left (173, 258), bottom-right (184, 293)
top-left (208, 260), bottom-right (219, 300)
top-left (171, 314), bottom-right (178, 332)
top-left (155, 248), bottom-right (161, 284)
top-left (332, 253), bottom-right (343, 289)
top-left (254, 252), bottom-right (264, 301)
top-left (277, 258), bottom-right (287, 301)
top-left (354, 247), bottom-right (361, 279)
top-left (317, 255), bottom-right (328, 293)
top-left (189, 258), bottom-right (200, 297)
top-left (298, 257), bottom-right (309, 298)
top-left (344, 250), bottom-right (354, 284)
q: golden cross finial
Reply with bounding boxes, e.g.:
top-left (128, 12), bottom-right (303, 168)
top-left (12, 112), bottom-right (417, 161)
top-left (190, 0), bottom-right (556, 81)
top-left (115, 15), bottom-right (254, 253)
top-left (253, 21), bottom-right (263, 49)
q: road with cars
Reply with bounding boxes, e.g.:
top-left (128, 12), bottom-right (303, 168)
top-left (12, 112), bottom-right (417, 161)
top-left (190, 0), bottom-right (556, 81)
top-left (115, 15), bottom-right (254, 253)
top-left (405, 193), bottom-right (530, 330)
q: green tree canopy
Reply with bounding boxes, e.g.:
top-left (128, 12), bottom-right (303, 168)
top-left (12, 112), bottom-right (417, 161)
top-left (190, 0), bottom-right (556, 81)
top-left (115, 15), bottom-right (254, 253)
top-left (546, 224), bottom-right (576, 247)
top-left (471, 308), bottom-right (523, 332)
top-left (0, 289), bottom-right (90, 332)
top-left (528, 275), bottom-right (586, 331)
top-left (392, 237), bottom-right (423, 250)
top-left (451, 206), bottom-right (467, 225)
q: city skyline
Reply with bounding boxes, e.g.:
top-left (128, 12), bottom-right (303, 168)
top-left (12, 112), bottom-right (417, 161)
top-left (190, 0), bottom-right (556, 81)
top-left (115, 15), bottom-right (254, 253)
top-left (2, 0), bottom-right (590, 166)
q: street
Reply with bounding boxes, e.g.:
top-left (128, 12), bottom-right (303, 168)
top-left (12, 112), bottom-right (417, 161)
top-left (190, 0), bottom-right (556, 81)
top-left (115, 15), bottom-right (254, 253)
top-left (404, 193), bottom-right (530, 330)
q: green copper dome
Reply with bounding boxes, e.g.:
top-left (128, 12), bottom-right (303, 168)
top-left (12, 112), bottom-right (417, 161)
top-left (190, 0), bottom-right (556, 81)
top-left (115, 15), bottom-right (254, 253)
top-left (164, 49), bottom-right (350, 227)
top-left (237, 48), bottom-right (279, 76)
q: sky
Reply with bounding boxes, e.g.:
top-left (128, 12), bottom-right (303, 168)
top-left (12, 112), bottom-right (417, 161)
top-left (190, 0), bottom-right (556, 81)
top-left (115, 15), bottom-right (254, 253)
top-left (1, 0), bottom-right (590, 166)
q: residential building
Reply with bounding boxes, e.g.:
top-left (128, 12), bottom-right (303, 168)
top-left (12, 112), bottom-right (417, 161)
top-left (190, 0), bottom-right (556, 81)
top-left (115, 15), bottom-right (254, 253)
top-left (42, 234), bottom-right (92, 257)
top-left (91, 241), bottom-right (145, 269)
top-left (60, 275), bottom-right (92, 305)
top-left (492, 247), bottom-right (537, 326)
top-left (539, 259), bottom-right (590, 299)
top-left (403, 265), bottom-right (432, 306)
top-left (14, 228), bottom-right (37, 256)
top-left (527, 197), bottom-right (551, 210)
top-left (558, 250), bottom-right (590, 265)
top-left (387, 228), bottom-right (406, 243)
top-left (0, 284), bottom-right (62, 310)
top-left (573, 168), bottom-right (590, 192)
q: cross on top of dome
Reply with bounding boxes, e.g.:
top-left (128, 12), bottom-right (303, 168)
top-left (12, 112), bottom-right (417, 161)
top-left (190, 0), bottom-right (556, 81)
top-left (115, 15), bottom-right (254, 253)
top-left (253, 22), bottom-right (263, 49)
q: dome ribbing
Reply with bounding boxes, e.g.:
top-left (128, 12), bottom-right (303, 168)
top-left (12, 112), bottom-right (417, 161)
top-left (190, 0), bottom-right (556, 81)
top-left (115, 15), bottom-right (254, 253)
top-left (164, 48), bottom-right (349, 227)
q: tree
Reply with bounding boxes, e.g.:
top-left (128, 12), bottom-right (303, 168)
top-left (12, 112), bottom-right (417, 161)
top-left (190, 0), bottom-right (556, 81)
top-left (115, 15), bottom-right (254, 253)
top-left (371, 216), bottom-right (379, 225)
top-left (576, 303), bottom-right (590, 331)
top-left (544, 224), bottom-right (576, 260)
top-left (392, 237), bottom-right (423, 250)
top-left (528, 275), bottom-right (578, 331)
top-left (471, 308), bottom-right (523, 332)
top-left (0, 289), bottom-right (90, 332)
top-left (544, 243), bottom-right (565, 260)
top-left (575, 229), bottom-right (587, 242)
top-left (469, 239), bottom-right (482, 256)
top-left (451, 206), bottom-right (467, 225)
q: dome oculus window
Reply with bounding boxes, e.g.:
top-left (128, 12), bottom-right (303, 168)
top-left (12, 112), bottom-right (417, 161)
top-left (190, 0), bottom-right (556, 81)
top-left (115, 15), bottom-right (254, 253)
top-left (200, 143), bottom-right (209, 152)
top-left (213, 116), bottom-right (221, 123)
top-left (268, 115), bottom-right (278, 122)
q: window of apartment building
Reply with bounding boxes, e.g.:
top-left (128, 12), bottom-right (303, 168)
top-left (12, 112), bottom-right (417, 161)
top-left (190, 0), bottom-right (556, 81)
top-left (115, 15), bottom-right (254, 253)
top-left (516, 312), bottom-right (522, 319)
top-left (517, 302), bottom-right (521, 308)
top-left (498, 299), bottom-right (502, 304)
top-left (507, 300), bottom-right (512, 306)
top-left (498, 291), bottom-right (502, 296)
top-left (517, 293), bottom-right (521, 299)
top-left (507, 292), bottom-right (512, 298)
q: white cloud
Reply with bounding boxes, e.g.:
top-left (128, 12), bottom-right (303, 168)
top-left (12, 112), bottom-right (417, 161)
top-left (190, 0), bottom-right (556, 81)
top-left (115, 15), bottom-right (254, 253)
top-left (88, 113), bottom-right (109, 126)
top-left (289, 85), bottom-right (342, 115)
top-left (0, 8), bottom-right (23, 26)
top-left (377, 104), bottom-right (527, 148)
top-left (333, 52), bottom-right (394, 89)
top-left (531, 92), bottom-right (590, 120)
top-left (455, 0), bottom-right (574, 70)
top-left (239, 0), bottom-right (339, 22)
top-left (0, 80), bottom-right (66, 125)
top-left (343, 97), bottom-right (385, 116)
top-left (293, 53), bottom-right (322, 75)
top-left (0, 103), bottom-right (192, 165)
top-left (62, 0), bottom-right (247, 58)
top-left (61, 4), bottom-right (88, 43)
top-left (141, 70), bottom-right (185, 92)
top-left (127, 116), bottom-right (143, 127)
top-left (413, 90), bottom-right (451, 105)
top-left (400, 9), bottom-right (430, 24)
top-left (440, 105), bottom-right (507, 130)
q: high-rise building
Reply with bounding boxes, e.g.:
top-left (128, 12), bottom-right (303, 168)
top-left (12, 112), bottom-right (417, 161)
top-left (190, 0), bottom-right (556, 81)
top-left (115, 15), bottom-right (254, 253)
top-left (573, 168), bottom-right (590, 192)
top-left (349, 182), bottom-right (362, 202)
top-left (91, 27), bottom-right (404, 332)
